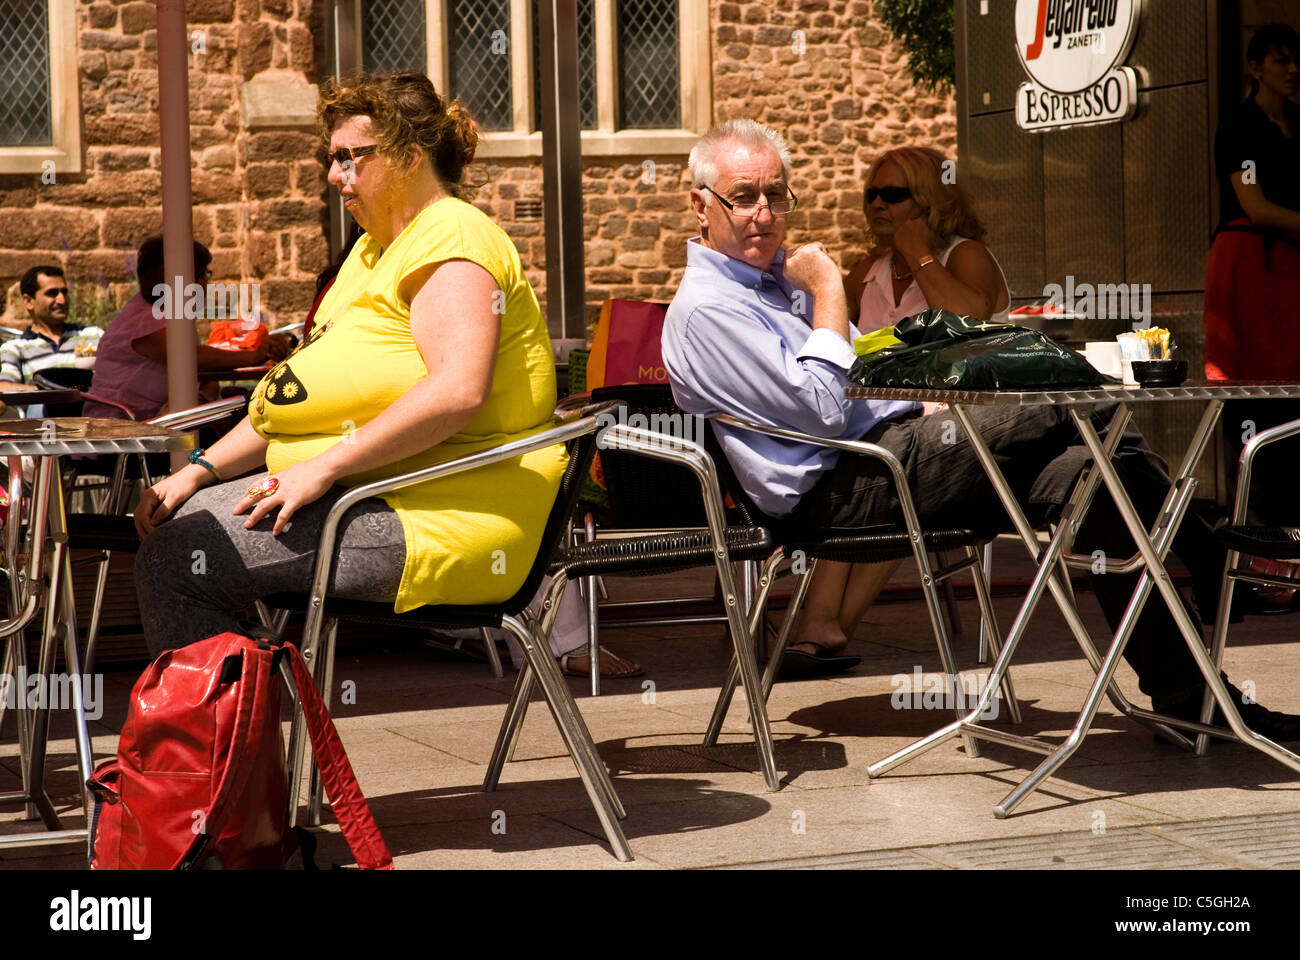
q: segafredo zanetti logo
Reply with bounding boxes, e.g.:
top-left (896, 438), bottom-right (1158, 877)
top-left (1014, 0), bottom-right (1142, 131)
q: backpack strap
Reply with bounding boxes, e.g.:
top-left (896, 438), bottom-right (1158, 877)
top-left (285, 642), bottom-right (394, 870)
top-left (175, 639), bottom-right (276, 870)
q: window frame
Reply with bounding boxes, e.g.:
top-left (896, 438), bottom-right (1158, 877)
top-left (357, 0), bottom-right (710, 157)
top-left (0, 0), bottom-right (81, 175)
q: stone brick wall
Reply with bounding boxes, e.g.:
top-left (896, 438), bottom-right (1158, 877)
top-left (473, 0), bottom-right (958, 330)
top-left (1, 0), bottom-right (327, 329)
top-left (2, 0), bottom-right (954, 336)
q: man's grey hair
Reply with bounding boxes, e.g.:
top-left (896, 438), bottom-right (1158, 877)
top-left (689, 119), bottom-right (792, 205)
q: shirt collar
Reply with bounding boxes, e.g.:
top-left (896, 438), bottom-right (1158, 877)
top-left (687, 237), bottom-right (788, 291)
top-left (21, 323), bottom-right (82, 344)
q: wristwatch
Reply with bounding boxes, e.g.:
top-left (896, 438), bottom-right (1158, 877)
top-left (916, 254), bottom-right (936, 271)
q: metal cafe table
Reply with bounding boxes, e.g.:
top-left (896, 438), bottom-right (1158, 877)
top-left (846, 381), bottom-right (1300, 817)
top-left (0, 417), bottom-right (193, 852)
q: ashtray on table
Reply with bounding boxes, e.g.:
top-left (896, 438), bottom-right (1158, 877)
top-left (1130, 359), bottom-right (1188, 387)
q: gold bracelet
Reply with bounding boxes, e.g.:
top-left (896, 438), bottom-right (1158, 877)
top-left (917, 254), bottom-right (936, 271)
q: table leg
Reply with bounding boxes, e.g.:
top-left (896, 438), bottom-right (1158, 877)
top-left (1, 456), bottom-right (35, 818)
top-left (1067, 406), bottom-right (1300, 770)
top-left (0, 457), bottom-right (95, 848)
top-left (48, 462), bottom-right (96, 839)
top-left (869, 401), bottom-right (1190, 782)
top-left (994, 439), bottom-right (1201, 816)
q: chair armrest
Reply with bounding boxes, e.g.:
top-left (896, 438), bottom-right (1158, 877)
top-left (77, 391), bottom-right (138, 420)
top-left (555, 392), bottom-right (592, 413)
top-left (1233, 416), bottom-right (1300, 523)
top-left (298, 401), bottom-right (621, 651)
top-left (147, 395), bottom-right (246, 430)
top-left (712, 412), bottom-right (928, 542)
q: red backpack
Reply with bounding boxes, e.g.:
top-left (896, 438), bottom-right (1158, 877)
top-left (88, 631), bottom-right (392, 870)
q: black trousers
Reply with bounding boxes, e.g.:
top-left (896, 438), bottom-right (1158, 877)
top-left (789, 403), bottom-right (1222, 705)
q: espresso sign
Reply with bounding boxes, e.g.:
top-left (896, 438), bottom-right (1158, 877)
top-left (1014, 0), bottom-right (1142, 132)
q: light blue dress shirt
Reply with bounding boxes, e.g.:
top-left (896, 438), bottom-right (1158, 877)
top-left (662, 238), bottom-right (918, 517)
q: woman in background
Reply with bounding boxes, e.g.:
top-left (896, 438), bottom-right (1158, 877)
top-left (788, 146), bottom-right (1012, 675)
top-left (1203, 22), bottom-right (1300, 608)
top-left (845, 145), bottom-right (1010, 331)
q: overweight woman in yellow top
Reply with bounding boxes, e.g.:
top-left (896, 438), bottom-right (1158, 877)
top-left (133, 72), bottom-right (566, 655)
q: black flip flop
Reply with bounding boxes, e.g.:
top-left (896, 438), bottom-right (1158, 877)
top-left (777, 647), bottom-right (861, 679)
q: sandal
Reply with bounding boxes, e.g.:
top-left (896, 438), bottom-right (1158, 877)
top-left (778, 641), bottom-right (861, 679)
top-left (560, 643), bottom-right (644, 679)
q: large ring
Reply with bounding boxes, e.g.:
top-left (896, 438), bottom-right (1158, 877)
top-left (245, 476), bottom-right (280, 501)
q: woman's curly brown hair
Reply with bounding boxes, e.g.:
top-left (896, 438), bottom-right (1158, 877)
top-left (318, 72), bottom-right (479, 193)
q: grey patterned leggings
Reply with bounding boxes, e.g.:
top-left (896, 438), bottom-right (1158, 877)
top-left (135, 472), bottom-right (406, 656)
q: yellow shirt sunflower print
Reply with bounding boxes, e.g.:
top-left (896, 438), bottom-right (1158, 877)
top-left (248, 197), bottom-right (565, 613)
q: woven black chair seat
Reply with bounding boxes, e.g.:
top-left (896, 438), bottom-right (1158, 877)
top-left (67, 513), bottom-right (141, 553)
top-left (555, 526), bottom-right (774, 580)
top-left (1214, 524), bottom-right (1300, 561)
top-left (259, 591), bottom-right (509, 630)
top-left (781, 526), bottom-right (986, 565)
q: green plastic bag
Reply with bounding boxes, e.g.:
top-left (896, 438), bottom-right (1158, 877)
top-left (848, 309), bottom-right (1115, 390)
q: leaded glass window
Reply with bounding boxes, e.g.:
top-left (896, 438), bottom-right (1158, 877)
top-left (0, 0), bottom-right (52, 147)
top-left (531, 0), bottom-right (598, 131)
top-left (617, 0), bottom-right (679, 129)
top-left (449, 0), bottom-right (515, 131)
top-left (362, 0), bottom-right (428, 73)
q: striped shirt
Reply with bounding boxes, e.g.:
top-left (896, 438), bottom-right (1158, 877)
top-left (0, 323), bottom-right (103, 385)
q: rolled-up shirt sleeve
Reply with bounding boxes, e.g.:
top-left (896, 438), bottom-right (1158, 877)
top-left (0, 342), bottom-right (23, 383)
top-left (673, 300), bottom-right (856, 438)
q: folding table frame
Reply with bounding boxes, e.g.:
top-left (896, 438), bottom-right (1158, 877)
top-left (851, 383), bottom-right (1300, 817)
top-left (0, 418), bottom-right (193, 855)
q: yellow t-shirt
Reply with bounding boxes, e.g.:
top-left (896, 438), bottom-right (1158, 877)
top-left (248, 197), bottom-right (565, 612)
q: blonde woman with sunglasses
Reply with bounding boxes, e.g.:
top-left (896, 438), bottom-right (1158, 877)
top-left (845, 146), bottom-right (1010, 333)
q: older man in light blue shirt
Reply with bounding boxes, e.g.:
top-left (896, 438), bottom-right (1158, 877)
top-left (660, 118), bottom-right (927, 675)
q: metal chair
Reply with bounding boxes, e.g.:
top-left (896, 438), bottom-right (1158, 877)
top-left (573, 384), bottom-right (747, 697)
top-left (700, 413), bottom-right (1023, 753)
top-left (486, 415), bottom-right (784, 794)
top-left (257, 403), bottom-right (640, 860)
top-left (1197, 416), bottom-right (1300, 754)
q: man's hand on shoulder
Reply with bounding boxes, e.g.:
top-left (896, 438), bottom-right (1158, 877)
top-left (784, 242), bottom-right (841, 295)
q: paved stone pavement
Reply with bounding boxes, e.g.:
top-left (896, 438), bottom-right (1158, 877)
top-left (3, 540), bottom-right (1298, 869)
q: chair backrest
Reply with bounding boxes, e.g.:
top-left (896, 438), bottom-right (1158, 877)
top-left (589, 383), bottom-right (708, 528)
top-left (33, 367), bottom-right (95, 418)
top-left (498, 411), bottom-right (604, 615)
top-left (698, 417), bottom-right (768, 528)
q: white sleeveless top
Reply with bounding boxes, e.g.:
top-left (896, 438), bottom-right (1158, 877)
top-left (856, 235), bottom-right (1012, 333)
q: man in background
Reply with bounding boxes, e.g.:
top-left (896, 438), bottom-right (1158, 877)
top-left (0, 265), bottom-right (103, 390)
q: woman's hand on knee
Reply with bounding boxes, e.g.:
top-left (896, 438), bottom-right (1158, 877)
top-left (135, 471), bottom-right (203, 539)
top-left (233, 459), bottom-right (336, 536)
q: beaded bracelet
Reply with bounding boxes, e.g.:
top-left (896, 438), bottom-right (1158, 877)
top-left (188, 447), bottom-right (223, 482)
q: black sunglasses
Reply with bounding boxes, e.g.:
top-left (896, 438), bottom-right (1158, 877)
top-left (324, 144), bottom-right (380, 168)
top-left (866, 186), bottom-right (912, 204)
